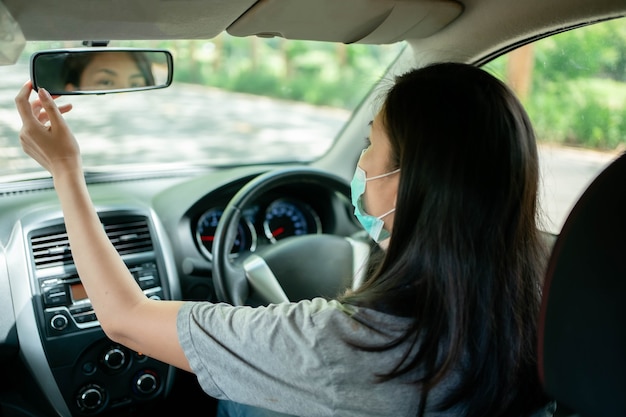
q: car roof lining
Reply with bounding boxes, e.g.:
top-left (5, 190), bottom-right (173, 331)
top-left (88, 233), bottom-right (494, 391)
top-left (471, 15), bottom-right (624, 67)
top-left (226, 0), bottom-right (463, 44)
top-left (406, 0), bottom-right (626, 66)
top-left (3, 0), bottom-right (625, 66)
top-left (3, 0), bottom-right (258, 41)
top-left (4, 0), bottom-right (462, 44)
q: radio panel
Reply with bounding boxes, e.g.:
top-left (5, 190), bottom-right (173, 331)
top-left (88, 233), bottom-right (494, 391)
top-left (24, 212), bottom-right (175, 416)
top-left (39, 261), bottom-right (163, 337)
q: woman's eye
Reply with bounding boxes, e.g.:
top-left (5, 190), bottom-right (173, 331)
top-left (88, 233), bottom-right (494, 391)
top-left (130, 79), bottom-right (147, 88)
top-left (96, 79), bottom-right (114, 87)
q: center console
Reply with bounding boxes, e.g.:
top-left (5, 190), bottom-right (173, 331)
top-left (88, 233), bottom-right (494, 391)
top-left (20, 210), bottom-right (178, 416)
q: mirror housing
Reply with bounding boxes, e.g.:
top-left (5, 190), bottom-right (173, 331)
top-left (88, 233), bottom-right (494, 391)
top-left (30, 48), bottom-right (173, 95)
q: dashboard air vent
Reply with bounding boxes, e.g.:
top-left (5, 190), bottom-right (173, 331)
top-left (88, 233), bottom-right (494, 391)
top-left (31, 217), bottom-right (153, 269)
top-left (30, 231), bottom-right (72, 269)
top-left (103, 219), bottom-right (153, 256)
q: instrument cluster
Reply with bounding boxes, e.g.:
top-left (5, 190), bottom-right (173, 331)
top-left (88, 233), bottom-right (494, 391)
top-left (194, 197), bottom-right (322, 260)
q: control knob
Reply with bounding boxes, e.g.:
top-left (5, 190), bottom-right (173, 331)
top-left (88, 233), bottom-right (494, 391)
top-left (50, 314), bottom-right (68, 331)
top-left (102, 346), bottom-right (127, 370)
top-left (77, 384), bottom-right (106, 412)
top-left (134, 370), bottom-right (159, 395)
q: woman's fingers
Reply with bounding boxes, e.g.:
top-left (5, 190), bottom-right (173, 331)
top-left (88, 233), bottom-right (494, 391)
top-left (34, 100), bottom-right (73, 125)
top-left (36, 87), bottom-right (67, 129)
top-left (16, 82), bottom-right (74, 126)
top-left (30, 99), bottom-right (46, 124)
top-left (59, 103), bottom-right (73, 115)
top-left (15, 81), bottom-right (81, 176)
top-left (14, 81), bottom-right (38, 124)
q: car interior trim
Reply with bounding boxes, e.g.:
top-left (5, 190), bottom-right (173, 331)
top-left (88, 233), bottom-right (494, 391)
top-left (347, 237), bottom-right (371, 291)
top-left (7, 203), bottom-right (182, 416)
top-left (2, 0), bottom-right (259, 42)
top-left (0, 246), bottom-right (16, 352)
top-left (227, 0), bottom-right (463, 44)
top-left (7, 214), bottom-right (72, 417)
top-left (243, 254), bottom-right (290, 304)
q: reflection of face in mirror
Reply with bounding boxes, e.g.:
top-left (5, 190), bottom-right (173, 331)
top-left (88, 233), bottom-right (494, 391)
top-left (63, 52), bottom-right (156, 91)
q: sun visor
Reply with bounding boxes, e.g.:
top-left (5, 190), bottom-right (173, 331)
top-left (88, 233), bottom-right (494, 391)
top-left (0, 0), bottom-right (25, 65)
top-left (227, 0), bottom-right (463, 44)
top-left (3, 0), bottom-right (258, 41)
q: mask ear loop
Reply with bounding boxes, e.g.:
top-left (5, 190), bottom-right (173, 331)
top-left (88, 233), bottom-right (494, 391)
top-left (376, 207), bottom-right (396, 220)
top-left (364, 168), bottom-right (401, 182)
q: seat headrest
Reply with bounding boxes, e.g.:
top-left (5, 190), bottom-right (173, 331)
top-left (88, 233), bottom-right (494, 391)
top-left (538, 152), bottom-right (626, 417)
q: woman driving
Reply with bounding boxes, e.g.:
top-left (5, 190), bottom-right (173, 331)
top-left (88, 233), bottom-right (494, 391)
top-left (15, 62), bottom-right (552, 417)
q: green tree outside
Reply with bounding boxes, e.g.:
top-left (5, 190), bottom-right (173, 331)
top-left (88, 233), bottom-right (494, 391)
top-left (20, 18), bottom-right (626, 151)
top-left (485, 18), bottom-right (626, 151)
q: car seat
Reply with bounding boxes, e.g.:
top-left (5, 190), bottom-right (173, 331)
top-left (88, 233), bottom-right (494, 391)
top-left (537, 152), bottom-right (626, 417)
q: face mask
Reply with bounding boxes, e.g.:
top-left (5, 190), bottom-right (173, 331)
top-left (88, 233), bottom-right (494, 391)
top-left (350, 163), bottom-right (400, 243)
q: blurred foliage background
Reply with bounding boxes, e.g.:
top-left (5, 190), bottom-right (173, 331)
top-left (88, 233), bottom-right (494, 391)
top-left (129, 35), bottom-right (404, 110)
top-left (23, 17), bottom-right (626, 151)
top-left (484, 17), bottom-right (626, 151)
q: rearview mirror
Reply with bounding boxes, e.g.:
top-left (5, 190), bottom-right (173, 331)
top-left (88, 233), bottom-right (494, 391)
top-left (30, 48), bottom-right (173, 95)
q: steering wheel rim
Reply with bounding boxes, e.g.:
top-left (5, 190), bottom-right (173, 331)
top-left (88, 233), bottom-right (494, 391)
top-left (212, 167), bottom-right (368, 306)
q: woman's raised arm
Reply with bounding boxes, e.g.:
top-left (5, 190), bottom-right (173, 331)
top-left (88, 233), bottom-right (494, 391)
top-left (15, 82), bottom-right (191, 372)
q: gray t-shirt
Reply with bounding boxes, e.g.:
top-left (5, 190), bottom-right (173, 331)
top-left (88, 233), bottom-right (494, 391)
top-left (177, 297), bottom-right (457, 416)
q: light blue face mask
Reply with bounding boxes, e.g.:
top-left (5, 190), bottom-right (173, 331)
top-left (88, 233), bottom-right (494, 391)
top-left (350, 161), bottom-right (400, 243)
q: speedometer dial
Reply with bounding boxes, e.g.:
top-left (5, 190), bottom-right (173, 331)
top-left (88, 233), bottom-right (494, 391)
top-left (195, 208), bottom-right (257, 260)
top-left (263, 198), bottom-right (321, 243)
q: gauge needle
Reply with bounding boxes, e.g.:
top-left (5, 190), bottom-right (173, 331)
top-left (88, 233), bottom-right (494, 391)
top-left (272, 227), bottom-right (285, 237)
top-left (201, 236), bottom-right (215, 241)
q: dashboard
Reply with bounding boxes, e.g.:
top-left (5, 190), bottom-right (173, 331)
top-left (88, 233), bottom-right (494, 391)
top-left (0, 164), bottom-right (361, 416)
top-left (156, 168), bottom-right (361, 300)
top-left (194, 195), bottom-right (323, 259)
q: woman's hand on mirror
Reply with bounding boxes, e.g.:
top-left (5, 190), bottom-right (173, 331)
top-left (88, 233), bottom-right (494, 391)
top-left (15, 81), bottom-right (80, 178)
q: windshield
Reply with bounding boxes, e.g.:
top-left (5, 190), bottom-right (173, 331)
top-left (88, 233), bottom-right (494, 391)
top-left (0, 36), bottom-right (405, 177)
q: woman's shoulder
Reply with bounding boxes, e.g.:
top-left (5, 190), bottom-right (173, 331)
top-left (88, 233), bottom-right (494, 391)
top-left (275, 297), bottom-right (413, 322)
top-left (180, 297), bottom-right (413, 343)
top-left (296, 298), bottom-right (415, 343)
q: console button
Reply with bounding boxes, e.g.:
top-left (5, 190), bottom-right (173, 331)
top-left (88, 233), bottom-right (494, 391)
top-left (133, 370), bottom-right (159, 395)
top-left (73, 312), bottom-right (97, 323)
top-left (50, 314), bottom-right (69, 331)
top-left (136, 273), bottom-right (157, 289)
top-left (43, 286), bottom-right (68, 306)
top-left (77, 384), bottom-right (106, 412)
top-left (102, 346), bottom-right (127, 371)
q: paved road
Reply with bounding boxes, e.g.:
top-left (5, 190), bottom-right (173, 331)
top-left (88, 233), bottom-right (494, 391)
top-left (0, 61), bottom-right (348, 171)
top-left (0, 60), bottom-right (619, 233)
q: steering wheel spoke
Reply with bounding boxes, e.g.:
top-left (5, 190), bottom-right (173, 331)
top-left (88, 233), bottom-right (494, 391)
top-left (243, 255), bottom-right (290, 304)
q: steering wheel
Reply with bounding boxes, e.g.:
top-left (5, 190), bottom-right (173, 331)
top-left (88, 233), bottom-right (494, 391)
top-left (212, 167), bottom-right (371, 306)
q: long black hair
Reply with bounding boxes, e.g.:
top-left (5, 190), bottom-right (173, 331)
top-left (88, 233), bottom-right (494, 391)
top-left (340, 62), bottom-right (549, 416)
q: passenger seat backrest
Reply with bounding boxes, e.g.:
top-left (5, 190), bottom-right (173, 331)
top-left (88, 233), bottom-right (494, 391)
top-left (537, 152), bottom-right (626, 417)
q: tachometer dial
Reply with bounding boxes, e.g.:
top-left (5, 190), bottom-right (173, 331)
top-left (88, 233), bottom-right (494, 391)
top-left (263, 198), bottom-right (321, 243)
top-left (195, 208), bottom-right (257, 260)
